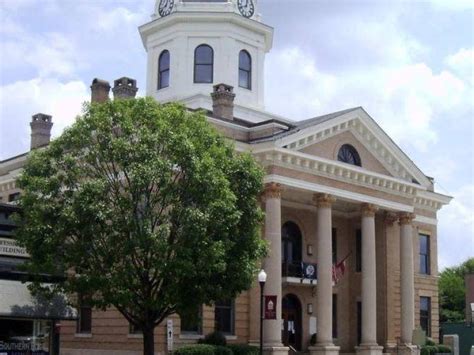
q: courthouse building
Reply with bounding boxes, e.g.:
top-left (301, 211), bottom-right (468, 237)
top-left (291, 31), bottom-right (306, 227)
top-left (0, 0), bottom-right (452, 354)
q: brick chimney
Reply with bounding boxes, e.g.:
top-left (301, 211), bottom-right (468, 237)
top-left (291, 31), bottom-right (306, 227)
top-left (112, 77), bottom-right (138, 99)
top-left (90, 78), bottom-right (111, 103)
top-left (211, 83), bottom-right (235, 121)
top-left (30, 113), bottom-right (53, 150)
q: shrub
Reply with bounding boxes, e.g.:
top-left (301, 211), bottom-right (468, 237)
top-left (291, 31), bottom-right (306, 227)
top-left (199, 331), bottom-right (227, 346)
top-left (436, 345), bottom-right (452, 353)
top-left (421, 345), bottom-right (438, 355)
top-left (226, 344), bottom-right (259, 355)
top-left (175, 344), bottom-right (216, 355)
top-left (310, 333), bottom-right (317, 346)
top-left (426, 338), bottom-right (436, 346)
top-left (214, 346), bottom-right (233, 355)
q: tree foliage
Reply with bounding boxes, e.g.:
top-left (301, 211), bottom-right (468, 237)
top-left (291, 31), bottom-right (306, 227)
top-left (439, 257), bottom-right (474, 323)
top-left (16, 98), bottom-right (266, 354)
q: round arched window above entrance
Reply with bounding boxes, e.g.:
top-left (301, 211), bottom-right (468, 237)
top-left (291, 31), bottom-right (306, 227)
top-left (337, 144), bottom-right (361, 166)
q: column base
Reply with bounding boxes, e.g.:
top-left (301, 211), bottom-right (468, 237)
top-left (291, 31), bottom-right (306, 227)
top-left (263, 346), bottom-right (289, 355)
top-left (355, 344), bottom-right (383, 355)
top-left (308, 345), bottom-right (340, 355)
top-left (397, 344), bottom-right (420, 355)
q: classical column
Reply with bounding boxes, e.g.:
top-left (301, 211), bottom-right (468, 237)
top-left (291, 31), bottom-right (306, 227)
top-left (399, 213), bottom-right (415, 346)
top-left (356, 204), bottom-right (383, 355)
top-left (310, 194), bottom-right (339, 355)
top-left (262, 183), bottom-right (286, 353)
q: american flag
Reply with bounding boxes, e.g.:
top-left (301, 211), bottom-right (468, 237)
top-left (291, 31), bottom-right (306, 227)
top-left (332, 253), bottom-right (351, 283)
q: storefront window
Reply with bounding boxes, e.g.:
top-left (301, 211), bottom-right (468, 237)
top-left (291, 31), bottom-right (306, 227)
top-left (0, 318), bottom-right (51, 353)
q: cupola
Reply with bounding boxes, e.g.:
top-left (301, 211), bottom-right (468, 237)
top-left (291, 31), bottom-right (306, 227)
top-left (139, 0), bottom-right (273, 121)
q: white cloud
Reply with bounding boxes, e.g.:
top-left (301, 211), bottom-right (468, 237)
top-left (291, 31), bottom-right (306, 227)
top-left (438, 183), bottom-right (474, 270)
top-left (0, 78), bottom-right (89, 158)
top-left (265, 47), bottom-right (468, 152)
top-left (429, 0), bottom-right (474, 11)
top-left (445, 48), bottom-right (474, 81)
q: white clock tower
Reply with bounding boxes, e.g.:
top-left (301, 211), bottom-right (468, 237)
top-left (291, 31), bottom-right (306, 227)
top-left (139, 0), bottom-right (273, 122)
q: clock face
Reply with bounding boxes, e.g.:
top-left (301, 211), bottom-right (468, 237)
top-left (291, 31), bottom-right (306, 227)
top-left (158, 0), bottom-right (174, 17)
top-left (237, 0), bottom-right (254, 18)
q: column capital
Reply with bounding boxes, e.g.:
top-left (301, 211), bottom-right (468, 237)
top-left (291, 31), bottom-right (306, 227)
top-left (384, 212), bottom-right (399, 226)
top-left (398, 212), bottom-right (415, 226)
top-left (313, 193), bottom-right (336, 208)
top-left (263, 182), bottom-right (282, 200)
top-left (361, 203), bottom-right (378, 217)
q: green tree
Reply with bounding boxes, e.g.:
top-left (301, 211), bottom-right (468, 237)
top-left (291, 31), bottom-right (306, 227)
top-left (439, 257), bottom-right (474, 322)
top-left (16, 98), bottom-right (266, 355)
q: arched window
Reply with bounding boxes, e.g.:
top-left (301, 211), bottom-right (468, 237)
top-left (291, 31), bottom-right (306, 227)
top-left (158, 50), bottom-right (170, 89)
top-left (281, 221), bottom-right (302, 277)
top-left (194, 44), bottom-right (213, 83)
top-left (238, 50), bottom-right (251, 89)
top-left (337, 144), bottom-right (361, 166)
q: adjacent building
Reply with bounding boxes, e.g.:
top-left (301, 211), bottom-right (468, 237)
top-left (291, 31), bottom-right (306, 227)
top-left (0, 1), bottom-right (452, 354)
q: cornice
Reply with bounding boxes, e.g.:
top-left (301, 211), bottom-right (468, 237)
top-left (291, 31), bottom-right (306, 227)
top-left (254, 148), bottom-right (423, 199)
top-left (264, 174), bottom-right (414, 212)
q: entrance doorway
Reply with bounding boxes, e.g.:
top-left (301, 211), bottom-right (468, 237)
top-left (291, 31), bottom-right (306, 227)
top-left (282, 294), bottom-right (302, 351)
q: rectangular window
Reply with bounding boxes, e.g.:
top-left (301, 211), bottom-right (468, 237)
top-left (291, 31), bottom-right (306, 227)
top-left (332, 294), bottom-right (337, 339)
top-left (129, 322), bottom-right (142, 334)
top-left (214, 299), bottom-right (234, 335)
top-left (332, 228), bottom-right (337, 265)
top-left (8, 192), bottom-right (20, 202)
top-left (420, 296), bottom-right (431, 337)
top-left (356, 229), bottom-right (362, 272)
top-left (180, 304), bottom-right (202, 334)
top-left (77, 295), bottom-right (92, 334)
top-left (357, 301), bottom-right (362, 345)
top-left (419, 234), bottom-right (430, 275)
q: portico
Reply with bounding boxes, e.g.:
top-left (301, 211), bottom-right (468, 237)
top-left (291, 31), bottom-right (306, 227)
top-left (257, 175), bottom-right (425, 355)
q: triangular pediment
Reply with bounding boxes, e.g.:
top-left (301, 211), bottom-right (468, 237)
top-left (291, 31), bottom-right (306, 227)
top-left (275, 108), bottom-right (431, 188)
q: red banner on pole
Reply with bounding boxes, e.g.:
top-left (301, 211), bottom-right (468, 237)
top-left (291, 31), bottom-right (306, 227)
top-left (264, 295), bottom-right (277, 319)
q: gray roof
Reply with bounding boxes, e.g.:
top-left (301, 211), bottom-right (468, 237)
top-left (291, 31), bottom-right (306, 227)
top-left (249, 106), bottom-right (361, 144)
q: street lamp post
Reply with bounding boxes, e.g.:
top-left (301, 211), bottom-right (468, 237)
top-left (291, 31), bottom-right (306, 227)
top-left (258, 269), bottom-right (267, 355)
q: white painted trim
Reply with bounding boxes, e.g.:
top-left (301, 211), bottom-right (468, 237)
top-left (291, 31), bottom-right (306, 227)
top-left (179, 334), bottom-right (204, 340)
top-left (264, 174), bottom-right (414, 212)
top-left (414, 215), bottom-right (437, 226)
top-left (283, 277), bottom-right (317, 286)
top-left (254, 148), bottom-right (423, 199)
top-left (207, 116), bottom-right (289, 132)
top-left (417, 190), bottom-right (452, 204)
top-left (74, 333), bottom-right (92, 338)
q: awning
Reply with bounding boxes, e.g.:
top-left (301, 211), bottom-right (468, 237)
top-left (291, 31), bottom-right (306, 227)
top-left (0, 279), bottom-right (77, 320)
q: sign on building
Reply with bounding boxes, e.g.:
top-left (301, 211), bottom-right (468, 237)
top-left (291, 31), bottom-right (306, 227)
top-left (264, 295), bottom-right (277, 320)
top-left (167, 319), bottom-right (173, 352)
top-left (0, 237), bottom-right (29, 258)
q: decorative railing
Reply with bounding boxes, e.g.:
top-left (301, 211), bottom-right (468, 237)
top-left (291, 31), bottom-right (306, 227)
top-left (282, 261), bottom-right (317, 280)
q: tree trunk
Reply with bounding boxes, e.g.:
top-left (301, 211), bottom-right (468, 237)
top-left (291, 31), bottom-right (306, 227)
top-left (143, 327), bottom-right (155, 355)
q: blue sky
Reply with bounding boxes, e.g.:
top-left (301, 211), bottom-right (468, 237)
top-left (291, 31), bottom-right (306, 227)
top-left (0, 0), bottom-right (472, 269)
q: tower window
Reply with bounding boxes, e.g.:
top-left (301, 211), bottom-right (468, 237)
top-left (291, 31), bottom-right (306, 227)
top-left (158, 50), bottom-right (170, 90)
top-left (238, 50), bottom-right (251, 89)
top-left (337, 144), bottom-right (361, 166)
top-left (194, 44), bottom-right (214, 83)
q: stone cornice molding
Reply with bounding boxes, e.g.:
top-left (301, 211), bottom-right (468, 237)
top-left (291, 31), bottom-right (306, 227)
top-left (263, 182), bottom-right (282, 200)
top-left (398, 212), bottom-right (415, 226)
top-left (264, 174), bottom-right (414, 212)
top-left (254, 148), bottom-right (421, 197)
top-left (361, 203), bottom-right (378, 217)
top-left (254, 148), bottom-right (451, 212)
top-left (314, 193), bottom-right (336, 208)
